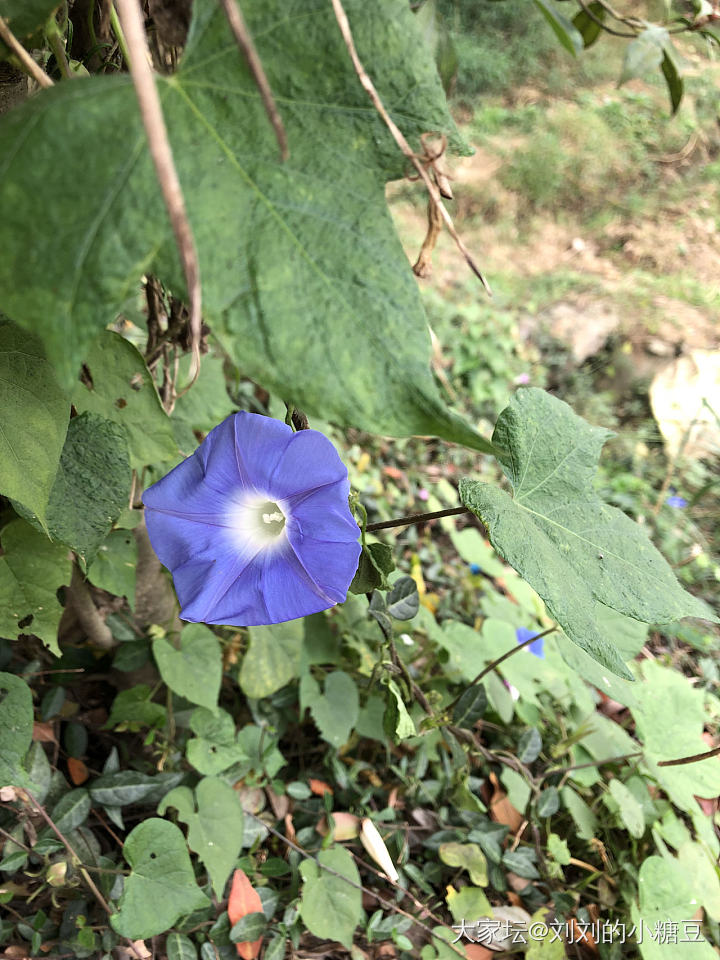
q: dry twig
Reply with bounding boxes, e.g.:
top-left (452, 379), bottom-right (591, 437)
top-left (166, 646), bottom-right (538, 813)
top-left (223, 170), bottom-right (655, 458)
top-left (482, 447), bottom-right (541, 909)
top-left (218, 0), bottom-right (288, 161)
top-left (113, 0), bottom-right (202, 379)
top-left (413, 198), bottom-right (443, 278)
top-left (0, 17), bottom-right (54, 88)
top-left (329, 0), bottom-right (490, 294)
top-left (658, 744), bottom-right (720, 766)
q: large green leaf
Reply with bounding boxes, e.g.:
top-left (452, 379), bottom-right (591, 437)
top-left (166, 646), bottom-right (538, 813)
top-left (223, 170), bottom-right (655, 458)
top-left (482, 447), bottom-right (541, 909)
top-left (165, 933), bottom-right (198, 960)
top-left (87, 529), bottom-right (138, 607)
top-left (0, 0), bottom-right (60, 39)
top-left (238, 619), bottom-right (304, 699)
top-left (0, 518), bottom-right (71, 655)
top-left (304, 670), bottom-right (359, 748)
top-left (186, 707), bottom-right (245, 776)
top-left (0, 0), bottom-right (491, 452)
top-left (158, 777), bottom-right (244, 897)
top-left (72, 333), bottom-right (178, 469)
top-left (153, 623), bottom-right (222, 712)
top-left (299, 847), bottom-right (363, 949)
top-left (31, 412), bottom-right (131, 565)
top-left (0, 318), bottom-right (68, 526)
top-left (438, 842), bottom-right (488, 886)
top-left (459, 389), bottom-right (714, 678)
top-left (110, 818), bottom-right (210, 939)
top-left (632, 856), bottom-right (717, 960)
top-left (631, 660), bottom-right (720, 815)
top-left (172, 353), bottom-right (235, 436)
top-left (0, 672), bottom-right (34, 789)
top-left (89, 770), bottom-right (184, 807)
top-left (51, 788), bottom-right (92, 834)
top-left (607, 779), bottom-right (644, 839)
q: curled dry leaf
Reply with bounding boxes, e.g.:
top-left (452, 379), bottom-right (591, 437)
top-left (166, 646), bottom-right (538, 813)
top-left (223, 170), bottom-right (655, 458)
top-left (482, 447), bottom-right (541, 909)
top-left (266, 787), bottom-right (290, 820)
top-left (376, 943), bottom-right (397, 959)
top-left (316, 811), bottom-right (361, 840)
top-left (114, 942), bottom-right (151, 960)
top-left (360, 818), bottom-right (399, 883)
top-left (3, 946), bottom-right (34, 959)
top-left (488, 772), bottom-right (523, 832)
top-left (32, 722), bottom-right (56, 743)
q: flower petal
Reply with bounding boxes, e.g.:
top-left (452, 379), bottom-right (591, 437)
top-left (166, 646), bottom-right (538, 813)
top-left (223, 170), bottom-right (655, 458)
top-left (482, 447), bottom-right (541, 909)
top-left (193, 414), bottom-right (244, 496)
top-left (144, 508), bottom-right (221, 572)
top-left (231, 411), bottom-right (293, 490)
top-left (143, 452), bottom-right (231, 525)
top-left (287, 533), bottom-right (361, 604)
top-left (197, 541), bottom-right (343, 626)
top-left (288, 481), bottom-right (359, 542)
top-left (515, 626), bottom-right (544, 658)
top-left (269, 429), bottom-right (348, 500)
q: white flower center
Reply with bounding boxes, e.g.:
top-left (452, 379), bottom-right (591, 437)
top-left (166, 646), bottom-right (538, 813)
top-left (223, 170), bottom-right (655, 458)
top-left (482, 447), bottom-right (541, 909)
top-left (227, 493), bottom-right (288, 551)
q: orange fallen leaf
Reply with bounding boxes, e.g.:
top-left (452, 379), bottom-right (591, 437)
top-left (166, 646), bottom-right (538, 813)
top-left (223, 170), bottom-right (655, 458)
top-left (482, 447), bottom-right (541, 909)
top-left (308, 778), bottom-right (333, 796)
top-left (488, 772), bottom-right (523, 832)
top-left (32, 722), bottom-right (56, 743)
top-left (67, 758), bottom-right (89, 785)
top-left (465, 946), bottom-right (496, 960)
top-left (568, 917), bottom-right (597, 951)
top-left (228, 869), bottom-right (264, 960)
top-left (382, 466), bottom-right (404, 480)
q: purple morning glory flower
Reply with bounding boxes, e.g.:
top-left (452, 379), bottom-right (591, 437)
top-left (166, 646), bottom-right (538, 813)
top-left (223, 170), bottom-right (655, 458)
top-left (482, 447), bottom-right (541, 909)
top-left (516, 626), bottom-right (544, 658)
top-left (142, 412), bottom-right (361, 626)
top-left (665, 495), bottom-right (688, 509)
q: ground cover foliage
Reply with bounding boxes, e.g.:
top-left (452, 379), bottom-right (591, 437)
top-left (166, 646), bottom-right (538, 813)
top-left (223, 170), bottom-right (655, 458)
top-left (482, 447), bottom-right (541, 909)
top-left (0, 1), bottom-right (719, 958)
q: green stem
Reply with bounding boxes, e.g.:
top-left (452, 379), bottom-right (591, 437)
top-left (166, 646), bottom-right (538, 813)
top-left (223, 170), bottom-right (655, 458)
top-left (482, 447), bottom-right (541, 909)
top-left (109, 4), bottom-right (131, 66)
top-left (46, 18), bottom-right (72, 78)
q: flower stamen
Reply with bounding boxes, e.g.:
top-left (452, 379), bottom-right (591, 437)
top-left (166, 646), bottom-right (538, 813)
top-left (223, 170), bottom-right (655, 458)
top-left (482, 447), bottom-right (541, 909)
top-left (227, 494), bottom-right (287, 549)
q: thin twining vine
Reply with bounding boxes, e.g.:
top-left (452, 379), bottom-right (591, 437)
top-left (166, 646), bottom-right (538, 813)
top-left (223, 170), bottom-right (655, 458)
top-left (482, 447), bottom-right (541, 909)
top-left (329, 0), bottom-right (491, 293)
top-left (114, 0), bottom-right (202, 384)
top-left (445, 624), bottom-right (558, 713)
